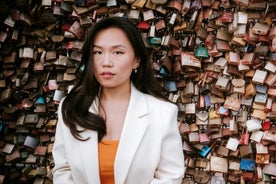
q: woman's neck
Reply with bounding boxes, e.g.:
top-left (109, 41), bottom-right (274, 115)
top-left (100, 84), bottom-right (131, 103)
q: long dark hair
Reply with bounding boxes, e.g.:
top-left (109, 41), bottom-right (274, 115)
top-left (62, 16), bottom-right (167, 141)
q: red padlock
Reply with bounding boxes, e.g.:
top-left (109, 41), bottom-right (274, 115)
top-left (262, 121), bottom-right (271, 131)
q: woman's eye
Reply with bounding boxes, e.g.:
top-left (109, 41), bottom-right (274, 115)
top-left (93, 51), bottom-right (102, 55)
top-left (114, 51), bottom-right (123, 55)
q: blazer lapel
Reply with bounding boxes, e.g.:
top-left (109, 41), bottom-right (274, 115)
top-left (79, 100), bottom-right (101, 184)
top-left (114, 84), bottom-right (149, 184)
top-left (79, 130), bottom-right (100, 184)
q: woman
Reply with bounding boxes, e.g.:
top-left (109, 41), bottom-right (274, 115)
top-left (52, 16), bottom-right (185, 184)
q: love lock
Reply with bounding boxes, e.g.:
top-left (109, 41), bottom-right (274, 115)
top-left (194, 170), bottom-right (211, 184)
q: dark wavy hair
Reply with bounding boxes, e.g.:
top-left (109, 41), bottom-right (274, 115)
top-left (61, 16), bottom-right (167, 141)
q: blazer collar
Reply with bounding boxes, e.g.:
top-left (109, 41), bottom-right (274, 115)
top-left (79, 130), bottom-right (100, 184)
top-left (79, 83), bottom-right (150, 184)
top-left (114, 83), bottom-right (149, 183)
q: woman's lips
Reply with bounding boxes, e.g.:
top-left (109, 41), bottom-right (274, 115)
top-left (101, 71), bottom-right (115, 79)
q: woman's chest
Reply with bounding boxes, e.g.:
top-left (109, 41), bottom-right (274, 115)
top-left (102, 102), bottom-right (129, 140)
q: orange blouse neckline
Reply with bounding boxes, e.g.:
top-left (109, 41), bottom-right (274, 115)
top-left (100, 140), bottom-right (119, 143)
top-left (98, 140), bottom-right (119, 184)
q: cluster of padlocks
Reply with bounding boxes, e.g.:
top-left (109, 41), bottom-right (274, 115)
top-left (0, 0), bottom-right (276, 183)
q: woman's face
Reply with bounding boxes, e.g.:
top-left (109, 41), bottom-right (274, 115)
top-left (92, 27), bottom-right (139, 89)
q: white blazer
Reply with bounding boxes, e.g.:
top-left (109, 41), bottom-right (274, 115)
top-left (52, 84), bottom-right (185, 184)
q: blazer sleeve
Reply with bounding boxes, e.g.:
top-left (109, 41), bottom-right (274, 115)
top-left (150, 104), bottom-right (185, 184)
top-left (52, 101), bottom-right (76, 184)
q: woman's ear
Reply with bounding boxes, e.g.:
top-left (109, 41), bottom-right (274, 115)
top-left (134, 58), bottom-right (141, 69)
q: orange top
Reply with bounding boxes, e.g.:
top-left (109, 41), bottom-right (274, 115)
top-left (98, 140), bottom-right (119, 184)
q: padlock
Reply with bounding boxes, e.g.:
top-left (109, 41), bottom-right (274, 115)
top-left (217, 142), bottom-right (229, 157)
top-left (215, 76), bottom-right (230, 91)
top-left (231, 78), bottom-right (245, 94)
top-left (229, 159), bottom-right (240, 171)
top-left (241, 144), bottom-right (254, 158)
top-left (199, 131), bottom-right (210, 144)
top-left (210, 156), bottom-right (228, 173)
top-left (23, 136), bottom-right (39, 149)
top-left (223, 95), bottom-right (241, 112)
top-left (239, 128), bottom-right (249, 145)
top-left (205, 33), bottom-right (215, 49)
top-left (252, 69), bottom-right (268, 84)
top-left (244, 83), bottom-right (256, 99)
top-left (217, 28), bottom-right (232, 42)
top-left (183, 81), bottom-right (194, 97)
top-left (263, 163), bottom-right (276, 177)
top-left (194, 170), bottom-right (210, 184)
top-left (226, 137), bottom-right (239, 152)
top-left (195, 45), bottom-right (209, 58)
top-left (252, 22), bottom-right (270, 35)
top-left (240, 158), bottom-right (255, 171)
top-left (243, 172), bottom-right (254, 181)
top-left (197, 142), bottom-right (215, 157)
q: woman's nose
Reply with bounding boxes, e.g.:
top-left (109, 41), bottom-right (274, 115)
top-left (102, 54), bottom-right (113, 67)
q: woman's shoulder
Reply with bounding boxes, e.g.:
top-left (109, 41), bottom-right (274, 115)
top-left (132, 84), bottom-right (178, 112)
top-left (143, 93), bottom-right (177, 111)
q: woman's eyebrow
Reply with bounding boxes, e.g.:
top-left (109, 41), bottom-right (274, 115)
top-left (92, 44), bottom-right (127, 49)
top-left (92, 45), bottom-right (101, 48)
